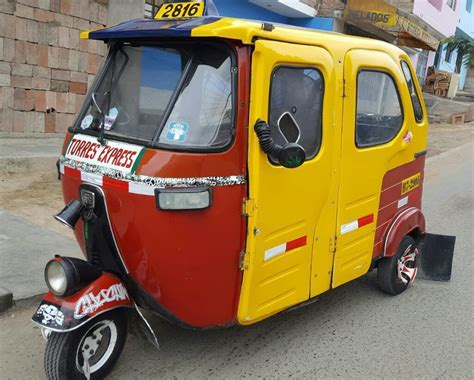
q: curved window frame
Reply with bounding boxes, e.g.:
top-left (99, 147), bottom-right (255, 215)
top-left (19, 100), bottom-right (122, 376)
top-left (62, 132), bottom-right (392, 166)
top-left (400, 60), bottom-right (424, 123)
top-left (267, 65), bottom-right (325, 165)
top-left (69, 40), bottom-right (238, 154)
top-left (355, 69), bottom-right (404, 149)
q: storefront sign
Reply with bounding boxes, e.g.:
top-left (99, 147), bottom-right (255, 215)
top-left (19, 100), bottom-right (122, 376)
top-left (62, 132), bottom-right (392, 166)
top-left (397, 16), bottom-right (440, 51)
top-left (344, 0), bottom-right (441, 51)
top-left (345, 9), bottom-right (396, 27)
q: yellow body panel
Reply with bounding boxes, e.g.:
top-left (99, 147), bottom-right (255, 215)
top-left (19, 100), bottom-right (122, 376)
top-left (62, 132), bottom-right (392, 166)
top-left (191, 18), bottom-right (402, 56)
top-left (332, 49), bottom-right (427, 287)
top-left (237, 40), bottom-right (337, 325)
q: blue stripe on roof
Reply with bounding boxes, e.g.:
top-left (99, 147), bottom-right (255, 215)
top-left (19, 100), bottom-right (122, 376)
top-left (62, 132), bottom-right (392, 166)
top-left (89, 16), bottom-right (222, 40)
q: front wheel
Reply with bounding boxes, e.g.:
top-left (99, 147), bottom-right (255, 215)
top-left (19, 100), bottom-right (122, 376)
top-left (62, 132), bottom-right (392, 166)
top-left (44, 309), bottom-right (128, 380)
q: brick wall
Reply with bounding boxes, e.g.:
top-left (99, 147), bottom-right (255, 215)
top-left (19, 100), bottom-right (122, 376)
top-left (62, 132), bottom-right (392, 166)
top-left (315, 0), bottom-right (346, 17)
top-left (0, 0), bottom-right (109, 134)
top-left (301, 0), bottom-right (319, 8)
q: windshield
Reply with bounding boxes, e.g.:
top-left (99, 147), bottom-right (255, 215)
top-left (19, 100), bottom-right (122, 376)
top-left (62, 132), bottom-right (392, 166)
top-left (74, 42), bottom-right (235, 150)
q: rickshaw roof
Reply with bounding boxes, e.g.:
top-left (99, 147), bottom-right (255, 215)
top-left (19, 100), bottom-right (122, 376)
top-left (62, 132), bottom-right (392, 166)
top-left (82, 16), bottom-right (403, 56)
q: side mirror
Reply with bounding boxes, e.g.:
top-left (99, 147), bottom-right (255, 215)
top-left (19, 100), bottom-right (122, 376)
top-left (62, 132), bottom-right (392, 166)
top-left (278, 112), bottom-right (301, 143)
top-left (254, 119), bottom-right (306, 169)
top-left (278, 143), bottom-right (306, 169)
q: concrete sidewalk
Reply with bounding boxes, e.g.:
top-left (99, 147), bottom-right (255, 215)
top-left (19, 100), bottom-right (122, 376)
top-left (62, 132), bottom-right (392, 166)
top-left (0, 135), bottom-right (81, 309)
top-left (0, 210), bottom-right (81, 300)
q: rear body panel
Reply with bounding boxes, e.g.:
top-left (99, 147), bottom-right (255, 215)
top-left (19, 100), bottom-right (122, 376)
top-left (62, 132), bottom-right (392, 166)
top-left (373, 155), bottom-right (426, 257)
top-left (332, 48), bottom-right (428, 288)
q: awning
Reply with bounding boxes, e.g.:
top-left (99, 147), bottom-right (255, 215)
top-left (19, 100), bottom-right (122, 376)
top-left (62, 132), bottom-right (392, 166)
top-left (343, 0), bottom-right (444, 51)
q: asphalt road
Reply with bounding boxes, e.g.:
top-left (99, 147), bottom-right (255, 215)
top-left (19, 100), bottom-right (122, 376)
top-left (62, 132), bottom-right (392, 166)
top-left (0, 142), bottom-right (472, 379)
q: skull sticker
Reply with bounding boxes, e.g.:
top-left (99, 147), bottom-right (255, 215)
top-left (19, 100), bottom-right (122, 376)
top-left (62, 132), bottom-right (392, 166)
top-left (36, 304), bottom-right (65, 328)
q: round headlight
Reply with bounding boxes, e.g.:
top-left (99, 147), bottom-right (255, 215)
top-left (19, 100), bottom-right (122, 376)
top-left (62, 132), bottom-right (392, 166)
top-left (45, 260), bottom-right (68, 296)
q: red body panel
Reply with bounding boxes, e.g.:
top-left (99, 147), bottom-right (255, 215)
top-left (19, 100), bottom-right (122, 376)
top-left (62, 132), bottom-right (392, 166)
top-left (384, 208), bottom-right (425, 257)
top-left (373, 156), bottom-right (426, 257)
top-left (61, 44), bottom-right (250, 328)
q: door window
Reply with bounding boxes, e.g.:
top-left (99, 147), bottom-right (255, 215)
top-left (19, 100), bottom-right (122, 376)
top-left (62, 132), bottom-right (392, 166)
top-left (355, 70), bottom-right (403, 148)
top-left (401, 61), bottom-right (423, 123)
top-left (269, 67), bottom-right (324, 160)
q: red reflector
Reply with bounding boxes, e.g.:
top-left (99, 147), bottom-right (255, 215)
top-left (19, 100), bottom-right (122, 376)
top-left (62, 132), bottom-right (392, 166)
top-left (358, 214), bottom-right (374, 227)
top-left (286, 236), bottom-right (307, 251)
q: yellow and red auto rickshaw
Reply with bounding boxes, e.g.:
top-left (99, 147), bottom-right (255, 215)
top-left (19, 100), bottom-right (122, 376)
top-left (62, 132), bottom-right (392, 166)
top-left (32, 1), bottom-right (455, 378)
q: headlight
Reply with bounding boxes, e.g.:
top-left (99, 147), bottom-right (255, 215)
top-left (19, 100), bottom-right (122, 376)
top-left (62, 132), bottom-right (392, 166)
top-left (155, 187), bottom-right (212, 211)
top-left (44, 257), bottom-right (102, 297)
top-left (45, 260), bottom-right (68, 296)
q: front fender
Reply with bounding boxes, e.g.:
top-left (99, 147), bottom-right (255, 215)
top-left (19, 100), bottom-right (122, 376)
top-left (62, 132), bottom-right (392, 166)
top-left (32, 272), bottom-right (132, 332)
top-left (384, 207), bottom-right (426, 257)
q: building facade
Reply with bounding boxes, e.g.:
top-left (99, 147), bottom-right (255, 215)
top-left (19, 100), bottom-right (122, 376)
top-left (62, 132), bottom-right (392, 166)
top-left (0, 0), bottom-right (109, 134)
top-left (1, 0), bottom-right (472, 134)
top-left (443, 0), bottom-right (474, 91)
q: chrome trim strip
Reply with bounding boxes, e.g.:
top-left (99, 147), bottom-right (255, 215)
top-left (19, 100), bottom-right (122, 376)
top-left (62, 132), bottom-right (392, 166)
top-left (59, 156), bottom-right (246, 187)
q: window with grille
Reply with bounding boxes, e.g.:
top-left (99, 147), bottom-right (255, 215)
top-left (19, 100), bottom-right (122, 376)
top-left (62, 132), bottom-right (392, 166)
top-left (445, 45), bottom-right (454, 63)
top-left (145, 0), bottom-right (166, 18)
top-left (447, 0), bottom-right (457, 10)
top-left (416, 49), bottom-right (429, 84)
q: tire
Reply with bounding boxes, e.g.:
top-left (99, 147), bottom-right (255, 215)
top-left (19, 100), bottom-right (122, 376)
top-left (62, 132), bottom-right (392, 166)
top-left (377, 236), bottom-right (418, 295)
top-left (44, 308), bottom-right (128, 380)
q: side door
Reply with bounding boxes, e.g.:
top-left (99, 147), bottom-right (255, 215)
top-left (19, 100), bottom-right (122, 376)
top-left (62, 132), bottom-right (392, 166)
top-left (332, 49), bottom-right (412, 287)
top-left (237, 40), bottom-right (337, 324)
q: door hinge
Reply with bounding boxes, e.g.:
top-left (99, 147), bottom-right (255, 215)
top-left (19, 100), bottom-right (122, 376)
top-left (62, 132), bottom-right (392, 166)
top-left (242, 198), bottom-right (256, 217)
top-left (239, 251), bottom-right (250, 271)
top-left (329, 235), bottom-right (338, 253)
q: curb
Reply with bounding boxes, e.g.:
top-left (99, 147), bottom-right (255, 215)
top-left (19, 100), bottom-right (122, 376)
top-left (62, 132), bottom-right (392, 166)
top-left (426, 141), bottom-right (473, 164)
top-left (0, 287), bottom-right (13, 312)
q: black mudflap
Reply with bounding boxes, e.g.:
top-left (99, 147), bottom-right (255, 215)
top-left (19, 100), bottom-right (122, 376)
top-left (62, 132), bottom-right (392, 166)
top-left (418, 233), bottom-right (456, 281)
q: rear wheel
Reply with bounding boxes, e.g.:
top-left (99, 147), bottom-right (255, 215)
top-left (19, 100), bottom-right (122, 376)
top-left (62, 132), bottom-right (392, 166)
top-left (44, 308), bottom-right (128, 380)
top-left (377, 236), bottom-right (418, 295)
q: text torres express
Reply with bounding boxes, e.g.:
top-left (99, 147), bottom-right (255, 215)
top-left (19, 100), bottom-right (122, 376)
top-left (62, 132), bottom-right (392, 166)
top-left (67, 138), bottom-right (138, 169)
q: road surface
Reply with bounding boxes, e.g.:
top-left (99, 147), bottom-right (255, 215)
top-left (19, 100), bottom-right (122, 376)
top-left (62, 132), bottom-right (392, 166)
top-left (0, 142), bottom-right (472, 379)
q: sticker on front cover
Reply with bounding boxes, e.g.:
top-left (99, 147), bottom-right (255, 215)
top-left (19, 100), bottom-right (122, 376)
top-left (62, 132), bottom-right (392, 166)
top-left (80, 115), bottom-right (94, 130)
top-left (166, 122), bottom-right (189, 143)
top-left (104, 107), bottom-right (119, 131)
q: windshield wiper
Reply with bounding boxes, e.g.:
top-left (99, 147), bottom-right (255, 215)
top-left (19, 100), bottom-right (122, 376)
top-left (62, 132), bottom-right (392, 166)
top-left (93, 47), bottom-right (129, 145)
top-left (91, 90), bottom-right (110, 145)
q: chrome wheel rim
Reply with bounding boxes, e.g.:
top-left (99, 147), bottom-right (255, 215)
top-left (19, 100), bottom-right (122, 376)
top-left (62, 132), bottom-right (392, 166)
top-left (76, 319), bottom-right (118, 377)
top-left (397, 244), bottom-right (418, 285)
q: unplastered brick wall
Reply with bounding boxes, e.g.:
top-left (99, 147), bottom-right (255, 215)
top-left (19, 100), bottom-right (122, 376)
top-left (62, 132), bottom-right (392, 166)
top-left (0, 0), bottom-right (109, 134)
top-left (314, 0), bottom-right (346, 17)
top-left (301, 0), bottom-right (319, 8)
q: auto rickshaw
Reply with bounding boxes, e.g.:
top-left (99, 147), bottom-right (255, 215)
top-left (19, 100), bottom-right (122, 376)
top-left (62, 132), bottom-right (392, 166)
top-left (32, 1), bottom-right (455, 378)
